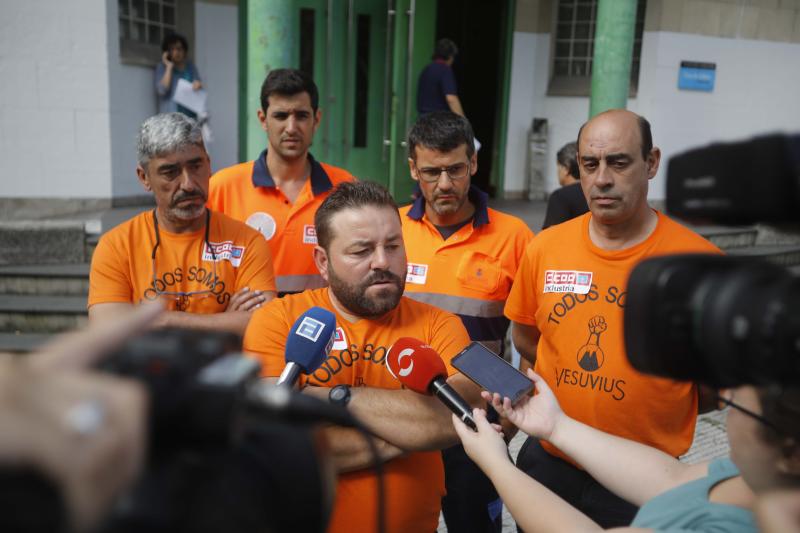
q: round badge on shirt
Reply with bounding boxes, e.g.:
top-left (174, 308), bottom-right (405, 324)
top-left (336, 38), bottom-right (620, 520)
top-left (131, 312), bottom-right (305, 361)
top-left (246, 212), bottom-right (277, 241)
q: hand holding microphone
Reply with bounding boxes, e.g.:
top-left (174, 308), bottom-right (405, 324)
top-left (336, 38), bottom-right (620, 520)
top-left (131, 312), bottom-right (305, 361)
top-left (277, 307), bottom-right (336, 387)
top-left (386, 338), bottom-right (477, 431)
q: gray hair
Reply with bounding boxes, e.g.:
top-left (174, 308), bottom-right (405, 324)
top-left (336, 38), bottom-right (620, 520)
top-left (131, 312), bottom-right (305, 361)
top-left (136, 112), bottom-right (204, 167)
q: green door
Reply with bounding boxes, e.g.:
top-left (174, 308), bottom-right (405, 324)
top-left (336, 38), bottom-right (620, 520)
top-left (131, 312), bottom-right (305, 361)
top-left (264, 0), bottom-right (436, 200)
top-left (383, 0), bottom-right (436, 204)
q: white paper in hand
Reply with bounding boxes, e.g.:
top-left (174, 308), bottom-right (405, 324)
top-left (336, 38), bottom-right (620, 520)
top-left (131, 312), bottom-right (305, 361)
top-left (173, 78), bottom-right (208, 115)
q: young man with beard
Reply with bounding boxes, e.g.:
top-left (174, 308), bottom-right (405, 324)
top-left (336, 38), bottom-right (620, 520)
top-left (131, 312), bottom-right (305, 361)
top-left (243, 180), bottom-right (482, 533)
top-left (208, 69), bottom-right (355, 295)
top-left (89, 113), bottom-right (276, 334)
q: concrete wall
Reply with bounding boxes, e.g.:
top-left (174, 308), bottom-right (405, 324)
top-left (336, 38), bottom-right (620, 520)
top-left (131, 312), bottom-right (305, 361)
top-left (636, 31), bottom-right (800, 198)
top-left (0, 0), bottom-right (236, 207)
top-left (646, 0), bottom-right (800, 42)
top-left (0, 0), bottom-right (114, 200)
top-left (503, 1), bottom-right (800, 199)
top-left (194, 1), bottom-right (239, 172)
top-left (106, 0), bottom-right (159, 199)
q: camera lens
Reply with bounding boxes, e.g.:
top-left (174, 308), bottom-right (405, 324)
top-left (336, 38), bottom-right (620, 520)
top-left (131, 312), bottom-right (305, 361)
top-left (625, 254), bottom-right (800, 387)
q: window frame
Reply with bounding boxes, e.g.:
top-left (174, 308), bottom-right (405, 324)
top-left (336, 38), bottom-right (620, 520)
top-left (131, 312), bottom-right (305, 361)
top-left (118, 0), bottom-right (195, 67)
top-left (547, 0), bottom-right (646, 97)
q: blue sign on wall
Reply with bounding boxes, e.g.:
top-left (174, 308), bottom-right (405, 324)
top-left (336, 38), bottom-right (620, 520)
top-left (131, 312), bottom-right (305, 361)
top-left (678, 61), bottom-right (716, 92)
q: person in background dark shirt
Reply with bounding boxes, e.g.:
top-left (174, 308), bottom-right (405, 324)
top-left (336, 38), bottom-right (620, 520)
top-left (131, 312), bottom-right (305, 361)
top-left (542, 141), bottom-right (589, 229)
top-left (417, 39), bottom-right (465, 117)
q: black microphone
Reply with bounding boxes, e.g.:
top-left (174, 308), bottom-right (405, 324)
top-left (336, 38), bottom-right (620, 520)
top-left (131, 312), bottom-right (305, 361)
top-left (386, 338), bottom-right (477, 431)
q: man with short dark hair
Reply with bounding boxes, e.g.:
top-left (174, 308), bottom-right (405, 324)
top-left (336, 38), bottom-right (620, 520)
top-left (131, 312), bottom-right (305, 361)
top-left (417, 38), bottom-right (465, 116)
top-left (506, 109), bottom-right (721, 528)
top-left (208, 68), bottom-right (355, 295)
top-left (401, 111), bottom-right (534, 533)
top-left (244, 180), bottom-right (481, 533)
top-left (88, 113), bottom-right (275, 334)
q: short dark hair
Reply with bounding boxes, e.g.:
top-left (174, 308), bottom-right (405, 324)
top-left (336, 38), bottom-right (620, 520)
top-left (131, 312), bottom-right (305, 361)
top-left (432, 38), bottom-right (458, 60)
top-left (577, 112), bottom-right (654, 161)
top-left (314, 181), bottom-right (399, 251)
top-left (162, 33), bottom-right (188, 54)
top-left (636, 115), bottom-right (653, 159)
top-left (556, 142), bottom-right (579, 180)
top-left (260, 68), bottom-right (319, 112)
top-left (407, 111), bottom-right (475, 161)
top-left (757, 385), bottom-right (800, 443)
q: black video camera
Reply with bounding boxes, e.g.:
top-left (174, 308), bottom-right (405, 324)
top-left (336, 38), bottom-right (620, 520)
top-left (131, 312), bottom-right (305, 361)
top-left (94, 328), bottom-right (334, 533)
top-left (624, 133), bottom-right (800, 387)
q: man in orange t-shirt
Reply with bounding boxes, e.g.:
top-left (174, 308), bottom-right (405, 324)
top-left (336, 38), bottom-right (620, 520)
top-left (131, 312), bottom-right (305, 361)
top-left (245, 181), bottom-right (479, 533)
top-left (89, 113), bottom-right (276, 335)
top-left (208, 69), bottom-right (354, 295)
top-left (505, 110), bottom-right (721, 528)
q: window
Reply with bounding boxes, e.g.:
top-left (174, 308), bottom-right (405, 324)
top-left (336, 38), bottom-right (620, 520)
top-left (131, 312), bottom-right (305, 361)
top-left (118, 0), bottom-right (193, 66)
top-left (548, 0), bottom-right (646, 96)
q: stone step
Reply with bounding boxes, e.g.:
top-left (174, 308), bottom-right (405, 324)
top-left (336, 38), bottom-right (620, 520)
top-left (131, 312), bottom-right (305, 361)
top-left (0, 264), bottom-right (90, 296)
top-left (86, 234), bottom-right (99, 261)
top-left (0, 221), bottom-right (88, 266)
top-left (0, 332), bottom-right (51, 353)
top-left (727, 244), bottom-right (800, 267)
top-left (0, 295), bottom-right (88, 333)
top-left (690, 225), bottom-right (758, 250)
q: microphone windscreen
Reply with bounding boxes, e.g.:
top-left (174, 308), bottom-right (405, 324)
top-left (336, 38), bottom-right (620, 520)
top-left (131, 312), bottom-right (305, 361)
top-left (386, 337), bottom-right (448, 394)
top-left (284, 307), bottom-right (336, 373)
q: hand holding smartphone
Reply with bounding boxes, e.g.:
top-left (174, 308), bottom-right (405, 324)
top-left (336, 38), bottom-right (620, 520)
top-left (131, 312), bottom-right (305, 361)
top-left (452, 342), bottom-right (534, 405)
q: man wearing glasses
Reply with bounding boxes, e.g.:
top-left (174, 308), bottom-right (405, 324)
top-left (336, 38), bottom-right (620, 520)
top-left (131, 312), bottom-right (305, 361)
top-left (400, 111), bottom-right (534, 533)
top-left (88, 113), bottom-right (276, 334)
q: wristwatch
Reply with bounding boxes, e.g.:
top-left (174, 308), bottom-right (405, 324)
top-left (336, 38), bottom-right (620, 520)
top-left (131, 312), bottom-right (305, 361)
top-left (329, 384), bottom-right (352, 407)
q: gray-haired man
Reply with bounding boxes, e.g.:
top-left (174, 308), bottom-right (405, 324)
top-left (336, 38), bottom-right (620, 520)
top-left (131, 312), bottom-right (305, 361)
top-left (88, 113), bottom-right (276, 334)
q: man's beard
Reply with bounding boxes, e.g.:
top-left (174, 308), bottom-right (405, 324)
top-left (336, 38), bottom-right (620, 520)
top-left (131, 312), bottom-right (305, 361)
top-left (328, 264), bottom-right (405, 318)
top-left (168, 191), bottom-right (207, 221)
top-left (430, 190), bottom-right (468, 217)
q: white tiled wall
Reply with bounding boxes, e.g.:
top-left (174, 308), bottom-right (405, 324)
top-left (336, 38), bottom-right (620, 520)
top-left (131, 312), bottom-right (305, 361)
top-left (0, 0), bottom-right (114, 198)
top-left (503, 30), bottom-right (800, 199)
top-left (0, 0), bottom-right (240, 201)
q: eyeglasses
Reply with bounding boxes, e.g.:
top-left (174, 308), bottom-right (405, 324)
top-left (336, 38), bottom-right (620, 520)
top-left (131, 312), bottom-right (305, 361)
top-left (413, 161), bottom-right (470, 183)
top-left (716, 390), bottom-right (785, 436)
top-left (150, 209), bottom-right (217, 312)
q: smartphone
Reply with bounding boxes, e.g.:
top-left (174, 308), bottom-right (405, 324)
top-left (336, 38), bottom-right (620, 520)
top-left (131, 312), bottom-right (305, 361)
top-left (451, 342), bottom-right (534, 405)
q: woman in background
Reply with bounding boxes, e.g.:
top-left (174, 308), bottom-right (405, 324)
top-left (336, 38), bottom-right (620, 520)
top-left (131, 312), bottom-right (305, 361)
top-left (155, 33), bottom-right (202, 119)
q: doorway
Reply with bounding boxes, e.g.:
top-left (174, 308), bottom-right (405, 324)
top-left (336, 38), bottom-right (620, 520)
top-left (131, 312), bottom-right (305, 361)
top-left (282, 0), bottom-right (436, 203)
top-left (434, 0), bottom-right (512, 197)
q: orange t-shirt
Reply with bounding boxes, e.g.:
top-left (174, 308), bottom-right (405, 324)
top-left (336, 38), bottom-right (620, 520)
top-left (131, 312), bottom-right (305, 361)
top-left (400, 189), bottom-right (534, 354)
top-left (208, 151), bottom-right (354, 294)
top-left (244, 288), bottom-right (471, 533)
top-left (88, 210), bottom-right (275, 312)
top-left (505, 211), bottom-right (721, 462)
